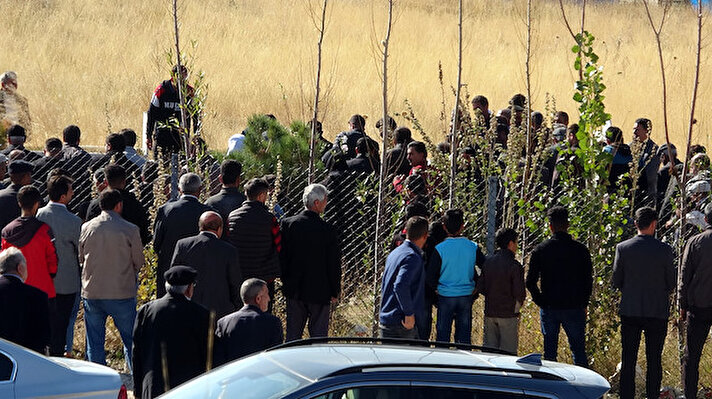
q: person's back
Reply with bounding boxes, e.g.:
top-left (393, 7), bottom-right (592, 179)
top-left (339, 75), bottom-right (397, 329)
top-left (205, 160), bottom-right (246, 235)
top-left (479, 249), bottom-right (525, 319)
top-left (431, 237), bottom-right (481, 297)
top-left (681, 226), bottom-right (712, 310)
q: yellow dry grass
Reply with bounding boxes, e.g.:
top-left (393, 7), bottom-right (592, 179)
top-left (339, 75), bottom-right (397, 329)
top-left (0, 0), bottom-right (710, 152)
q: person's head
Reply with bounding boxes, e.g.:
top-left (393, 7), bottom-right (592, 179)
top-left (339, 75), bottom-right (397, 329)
top-left (689, 144), bottom-right (707, 157)
top-left (164, 265), bottom-right (197, 299)
top-left (44, 138), bottom-right (63, 158)
top-left (634, 206), bottom-right (657, 234)
top-left (552, 127), bottom-right (567, 144)
top-left (547, 206), bottom-right (569, 233)
top-left (178, 173), bottom-right (202, 196)
top-left (407, 141), bottom-right (427, 167)
top-left (495, 123), bottom-right (509, 146)
top-left (7, 125), bottom-right (26, 146)
top-left (8, 160), bottom-right (33, 186)
top-left (375, 116), bottom-right (397, 135)
top-left (437, 141), bottom-right (451, 154)
top-left (219, 159), bottom-right (242, 188)
top-left (690, 153), bottom-right (711, 175)
top-left (405, 216), bottom-right (429, 248)
top-left (403, 174), bottom-right (427, 199)
top-left (171, 64), bottom-right (189, 81)
top-left (393, 126), bottom-right (412, 146)
top-left (657, 143), bottom-right (677, 164)
top-left (17, 186), bottom-right (41, 216)
top-left (99, 188), bottom-right (123, 213)
top-left (105, 133), bottom-right (126, 153)
top-left (567, 124), bottom-right (580, 147)
top-left (633, 118), bottom-right (652, 142)
top-left (605, 126), bottom-right (624, 145)
top-left (495, 227), bottom-right (519, 254)
top-left (93, 168), bottom-right (108, 192)
top-left (0, 247), bottom-right (27, 281)
top-left (497, 108), bottom-right (512, 127)
top-left (442, 209), bottom-right (465, 236)
top-left (404, 201), bottom-right (430, 221)
top-left (348, 114), bottom-right (366, 132)
top-left (303, 183), bottom-right (328, 214)
top-left (120, 128), bottom-right (137, 148)
top-left (554, 111), bottom-right (569, 127)
top-left (0, 71), bottom-right (18, 92)
top-left (198, 211), bottom-right (223, 237)
top-left (243, 178), bottom-right (269, 202)
top-left (307, 120), bottom-right (323, 137)
top-left (531, 111), bottom-right (544, 130)
top-left (472, 95), bottom-right (489, 115)
top-left (104, 164), bottom-right (127, 189)
top-left (47, 175), bottom-right (74, 204)
top-left (240, 278), bottom-right (270, 312)
top-left (63, 125), bottom-right (81, 146)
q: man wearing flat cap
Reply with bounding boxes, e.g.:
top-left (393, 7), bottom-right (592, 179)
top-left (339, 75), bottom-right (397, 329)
top-left (132, 265), bottom-right (212, 399)
top-left (0, 160), bottom-right (34, 230)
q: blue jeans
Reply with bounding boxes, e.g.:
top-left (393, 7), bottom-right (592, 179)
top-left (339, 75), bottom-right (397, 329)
top-left (83, 298), bottom-right (136, 371)
top-left (436, 295), bottom-right (473, 344)
top-left (540, 308), bottom-right (588, 368)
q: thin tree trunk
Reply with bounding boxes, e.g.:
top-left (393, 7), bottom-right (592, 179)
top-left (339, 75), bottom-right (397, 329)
top-left (448, 0), bottom-right (463, 208)
top-left (308, 0), bottom-right (328, 184)
top-left (373, 0), bottom-right (393, 337)
top-left (521, 0), bottom-right (533, 202)
top-left (172, 0), bottom-right (190, 156)
top-left (558, 0), bottom-right (583, 81)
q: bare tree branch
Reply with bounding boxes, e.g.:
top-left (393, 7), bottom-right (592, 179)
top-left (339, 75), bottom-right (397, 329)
top-left (308, 0), bottom-right (328, 183)
top-left (448, 0), bottom-right (463, 208)
top-left (172, 0), bottom-right (190, 156)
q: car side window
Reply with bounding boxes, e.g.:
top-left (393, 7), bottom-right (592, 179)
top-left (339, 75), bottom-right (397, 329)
top-left (411, 386), bottom-right (526, 399)
top-left (312, 386), bottom-right (409, 399)
top-left (0, 353), bottom-right (13, 381)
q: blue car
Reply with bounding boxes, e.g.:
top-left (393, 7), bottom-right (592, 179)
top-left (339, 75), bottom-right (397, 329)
top-left (161, 338), bottom-right (610, 399)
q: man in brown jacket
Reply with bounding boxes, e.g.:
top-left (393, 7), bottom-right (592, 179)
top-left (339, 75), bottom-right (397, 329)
top-left (79, 189), bottom-right (144, 370)
top-left (475, 228), bottom-right (525, 355)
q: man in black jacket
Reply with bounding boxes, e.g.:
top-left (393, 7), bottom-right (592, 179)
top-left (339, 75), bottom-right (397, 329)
top-left (346, 137), bottom-right (379, 175)
top-left (153, 173), bottom-right (212, 297)
top-left (132, 266), bottom-right (210, 399)
top-left (90, 133), bottom-right (140, 187)
top-left (0, 160), bottom-right (33, 230)
top-left (613, 207), bottom-right (675, 399)
top-left (1, 125), bottom-right (40, 162)
top-left (146, 65), bottom-right (196, 158)
top-left (205, 160), bottom-right (245, 238)
top-left (60, 125), bottom-right (93, 213)
top-left (526, 206), bottom-right (592, 368)
top-left (85, 164), bottom-right (151, 245)
top-left (227, 178), bottom-right (281, 307)
top-left (680, 203), bottom-right (712, 399)
top-left (215, 278), bottom-right (282, 364)
top-left (281, 183), bottom-right (341, 341)
top-left (385, 126), bottom-right (412, 177)
top-left (0, 247), bottom-right (50, 354)
top-left (171, 211), bottom-right (242, 319)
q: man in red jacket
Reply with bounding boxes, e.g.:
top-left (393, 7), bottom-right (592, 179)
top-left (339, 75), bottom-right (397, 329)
top-left (1, 186), bottom-right (58, 347)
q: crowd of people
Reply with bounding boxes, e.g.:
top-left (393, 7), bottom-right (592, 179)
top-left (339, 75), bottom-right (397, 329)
top-left (0, 67), bottom-right (711, 399)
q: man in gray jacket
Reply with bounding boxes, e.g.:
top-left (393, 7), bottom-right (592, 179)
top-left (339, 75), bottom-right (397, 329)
top-left (36, 175), bottom-right (82, 357)
top-left (680, 203), bottom-right (712, 399)
top-left (612, 206), bottom-right (675, 399)
top-left (80, 189), bottom-right (144, 369)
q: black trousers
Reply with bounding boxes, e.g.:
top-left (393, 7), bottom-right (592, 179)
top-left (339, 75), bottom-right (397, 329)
top-left (619, 316), bottom-right (667, 399)
top-left (285, 297), bottom-right (330, 342)
top-left (683, 306), bottom-right (712, 399)
top-left (49, 293), bottom-right (78, 356)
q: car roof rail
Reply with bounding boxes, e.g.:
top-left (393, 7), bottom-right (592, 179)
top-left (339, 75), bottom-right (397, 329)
top-left (267, 336), bottom-right (514, 356)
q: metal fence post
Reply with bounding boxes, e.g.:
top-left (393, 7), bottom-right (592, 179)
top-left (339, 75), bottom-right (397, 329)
top-left (486, 176), bottom-right (499, 255)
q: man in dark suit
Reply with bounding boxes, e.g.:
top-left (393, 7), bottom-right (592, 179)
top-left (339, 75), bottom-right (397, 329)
top-left (346, 137), bottom-right (379, 175)
top-left (280, 183), bottom-right (341, 341)
top-left (205, 160), bottom-right (245, 238)
top-left (215, 278), bottom-right (282, 365)
top-left (612, 206), bottom-right (675, 399)
top-left (0, 247), bottom-right (50, 354)
top-left (132, 266), bottom-right (211, 399)
top-left (172, 211), bottom-right (242, 319)
top-left (0, 160), bottom-right (33, 230)
top-left (85, 164), bottom-right (151, 245)
top-left (153, 173), bottom-right (212, 297)
top-left (385, 126), bottom-right (412, 177)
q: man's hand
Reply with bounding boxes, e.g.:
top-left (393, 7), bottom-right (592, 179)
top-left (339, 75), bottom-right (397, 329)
top-left (401, 314), bottom-right (415, 330)
top-left (331, 296), bottom-right (338, 304)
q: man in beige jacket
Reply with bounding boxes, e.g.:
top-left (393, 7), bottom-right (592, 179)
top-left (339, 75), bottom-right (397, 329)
top-left (80, 188), bottom-right (144, 370)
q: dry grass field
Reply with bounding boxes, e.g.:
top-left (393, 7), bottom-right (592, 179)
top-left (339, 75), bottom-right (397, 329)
top-left (0, 0), bottom-right (710, 152)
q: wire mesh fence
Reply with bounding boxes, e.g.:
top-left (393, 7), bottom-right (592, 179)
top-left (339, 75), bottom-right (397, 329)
top-left (13, 143), bottom-right (712, 393)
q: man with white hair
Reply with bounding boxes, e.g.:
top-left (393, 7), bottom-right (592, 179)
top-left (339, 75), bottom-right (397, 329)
top-left (280, 183), bottom-right (341, 340)
top-left (0, 247), bottom-right (50, 353)
top-left (153, 172), bottom-right (212, 297)
top-left (0, 71), bottom-right (31, 138)
top-left (215, 278), bottom-right (283, 364)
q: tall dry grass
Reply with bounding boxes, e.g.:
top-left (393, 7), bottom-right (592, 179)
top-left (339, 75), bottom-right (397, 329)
top-left (0, 0), bottom-right (710, 151)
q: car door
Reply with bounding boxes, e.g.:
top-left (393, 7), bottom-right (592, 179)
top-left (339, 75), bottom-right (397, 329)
top-left (0, 350), bottom-right (16, 398)
top-left (306, 382), bottom-right (528, 399)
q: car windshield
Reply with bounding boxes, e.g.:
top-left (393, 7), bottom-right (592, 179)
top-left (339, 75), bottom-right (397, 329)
top-left (161, 354), bottom-right (312, 399)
